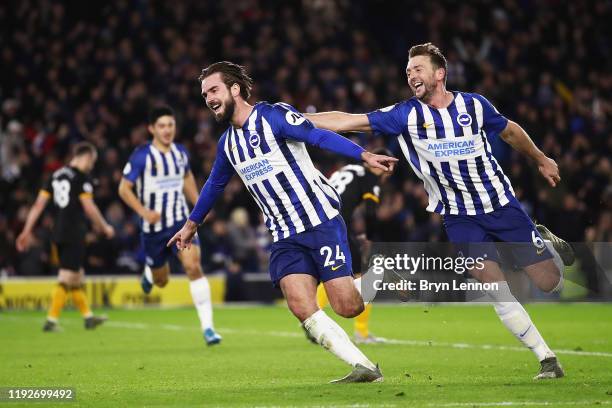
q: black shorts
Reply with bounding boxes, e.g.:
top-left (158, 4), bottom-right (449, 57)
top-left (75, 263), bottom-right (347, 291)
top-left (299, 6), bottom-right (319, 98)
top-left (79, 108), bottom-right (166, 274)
top-left (53, 241), bottom-right (86, 271)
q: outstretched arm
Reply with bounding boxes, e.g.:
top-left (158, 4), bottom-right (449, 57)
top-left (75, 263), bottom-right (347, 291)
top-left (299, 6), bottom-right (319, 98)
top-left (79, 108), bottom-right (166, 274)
top-left (16, 191), bottom-right (49, 252)
top-left (500, 120), bottom-right (560, 187)
top-left (167, 145), bottom-right (234, 250)
top-left (306, 112), bottom-right (372, 133)
top-left (303, 127), bottom-right (397, 172)
top-left (281, 109), bottom-right (397, 172)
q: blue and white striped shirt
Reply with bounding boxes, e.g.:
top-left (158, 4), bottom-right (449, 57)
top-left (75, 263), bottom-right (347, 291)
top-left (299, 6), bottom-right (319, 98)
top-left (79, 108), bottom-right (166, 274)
top-left (122, 142), bottom-right (191, 233)
top-left (367, 92), bottom-right (514, 216)
top-left (190, 102), bottom-right (365, 242)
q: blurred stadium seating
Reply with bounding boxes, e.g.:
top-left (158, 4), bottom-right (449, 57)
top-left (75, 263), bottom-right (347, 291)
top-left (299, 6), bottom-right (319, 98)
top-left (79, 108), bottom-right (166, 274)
top-left (0, 1), bottom-right (610, 297)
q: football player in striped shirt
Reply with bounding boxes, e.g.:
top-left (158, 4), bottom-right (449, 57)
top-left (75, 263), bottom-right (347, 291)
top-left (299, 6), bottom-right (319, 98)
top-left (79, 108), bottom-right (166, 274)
top-left (168, 61), bottom-right (398, 383)
top-left (118, 106), bottom-right (221, 345)
top-left (307, 43), bottom-right (573, 380)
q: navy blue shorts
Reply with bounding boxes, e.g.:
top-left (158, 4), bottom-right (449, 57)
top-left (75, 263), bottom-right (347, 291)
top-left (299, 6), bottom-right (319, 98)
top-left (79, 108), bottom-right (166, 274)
top-left (269, 215), bottom-right (353, 287)
top-left (141, 222), bottom-right (200, 269)
top-left (443, 198), bottom-right (552, 268)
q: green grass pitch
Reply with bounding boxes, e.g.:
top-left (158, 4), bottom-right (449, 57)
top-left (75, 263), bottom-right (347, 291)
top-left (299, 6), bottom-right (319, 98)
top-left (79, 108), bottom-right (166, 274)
top-left (1, 304), bottom-right (612, 407)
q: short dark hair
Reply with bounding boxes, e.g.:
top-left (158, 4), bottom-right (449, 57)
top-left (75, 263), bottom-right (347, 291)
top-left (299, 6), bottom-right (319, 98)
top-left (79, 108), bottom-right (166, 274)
top-left (198, 61), bottom-right (253, 100)
top-left (408, 43), bottom-right (447, 78)
top-left (148, 105), bottom-right (175, 125)
top-left (72, 141), bottom-right (96, 158)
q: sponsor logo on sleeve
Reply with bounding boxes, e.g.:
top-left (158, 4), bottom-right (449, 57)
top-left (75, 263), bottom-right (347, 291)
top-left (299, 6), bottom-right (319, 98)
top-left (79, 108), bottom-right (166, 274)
top-left (285, 111), bottom-right (306, 126)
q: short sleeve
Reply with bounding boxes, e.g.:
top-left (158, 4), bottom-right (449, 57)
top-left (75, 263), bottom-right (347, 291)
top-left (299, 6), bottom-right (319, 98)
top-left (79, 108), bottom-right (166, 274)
top-left (176, 144), bottom-right (191, 173)
top-left (40, 176), bottom-right (53, 197)
top-left (361, 173), bottom-right (381, 204)
top-left (472, 94), bottom-right (508, 135)
top-left (366, 102), bottom-right (409, 136)
top-left (122, 148), bottom-right (147, 182)
top-left (78, 175), bottom-right (94, 198)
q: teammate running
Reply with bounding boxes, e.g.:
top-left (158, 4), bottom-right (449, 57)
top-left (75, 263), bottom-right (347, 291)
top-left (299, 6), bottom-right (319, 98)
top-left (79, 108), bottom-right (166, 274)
top-left (16, 142), bottom-right (113, 332)
top-left (118, 106), bottom-right (221, 345)
top-left (168, 61), bottom-right (398, 383)
top-left (307, 43), bottom-right (573, 379)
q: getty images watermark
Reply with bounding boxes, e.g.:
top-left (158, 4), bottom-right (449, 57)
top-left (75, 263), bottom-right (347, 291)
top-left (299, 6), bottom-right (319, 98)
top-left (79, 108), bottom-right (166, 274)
top-left (359, 241), bottom-right (612, 303)
top-left (368, 253), bottom-right (499, 293)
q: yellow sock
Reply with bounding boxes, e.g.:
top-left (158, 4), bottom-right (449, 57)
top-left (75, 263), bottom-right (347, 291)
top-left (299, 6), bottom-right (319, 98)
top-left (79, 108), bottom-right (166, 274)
top-left (316, 283), bottom-right (329, 308)
top-left (71, 287), bottom-right (93, 318)
top-left (354, 303), bottom-right (372, 337)
top-left (47, 284), bottom-right (67, 321)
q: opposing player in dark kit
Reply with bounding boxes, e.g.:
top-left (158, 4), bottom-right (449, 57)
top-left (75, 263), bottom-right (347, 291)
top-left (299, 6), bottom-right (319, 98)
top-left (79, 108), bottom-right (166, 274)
top-left (17, 142), bottom-right (114, 332)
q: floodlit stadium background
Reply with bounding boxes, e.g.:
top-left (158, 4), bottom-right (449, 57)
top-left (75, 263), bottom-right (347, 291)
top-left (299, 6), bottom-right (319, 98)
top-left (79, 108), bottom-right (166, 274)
top-left (0, 0), bottom-right (610, 307)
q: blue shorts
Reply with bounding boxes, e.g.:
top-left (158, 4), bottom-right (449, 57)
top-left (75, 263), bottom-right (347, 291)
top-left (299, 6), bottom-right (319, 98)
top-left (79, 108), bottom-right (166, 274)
top-left (443, 198), bottom-right (552, 268)
top-left (141, 222), bottom-right (200, 269)
top-left (269, 215), bottom-right (353, 287)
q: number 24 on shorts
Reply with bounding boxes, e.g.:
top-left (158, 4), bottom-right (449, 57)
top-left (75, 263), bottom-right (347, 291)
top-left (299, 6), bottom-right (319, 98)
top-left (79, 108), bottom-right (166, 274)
top-left (320, 245), bottom-right (346, 268)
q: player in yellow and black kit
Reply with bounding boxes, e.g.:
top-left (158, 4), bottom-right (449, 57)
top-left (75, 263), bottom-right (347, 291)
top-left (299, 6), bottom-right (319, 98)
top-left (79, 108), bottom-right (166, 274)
top-left (317, 148), bottom-right (392, 344)
top-left (16, 142), bottom-right (115, 332)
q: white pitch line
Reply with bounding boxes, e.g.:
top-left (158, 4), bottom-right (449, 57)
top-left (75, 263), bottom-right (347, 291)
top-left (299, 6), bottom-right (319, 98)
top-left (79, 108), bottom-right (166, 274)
top-left (381, 338), bottom-right (612, 358)
top-left (250, 405), bottom-right (398, 408)
top-left (431, 401), bottom-right (612, 407)
top-left (2, 315), bottom-right (611, 358)
top-left (250, 405), bottom-right (399, 408)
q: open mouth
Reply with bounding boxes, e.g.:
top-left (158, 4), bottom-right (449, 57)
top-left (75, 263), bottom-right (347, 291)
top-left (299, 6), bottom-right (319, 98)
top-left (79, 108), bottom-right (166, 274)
top-left (413, 81), bottom-right (423, 92)
top-left (210, 103), bottom-right (222, 113)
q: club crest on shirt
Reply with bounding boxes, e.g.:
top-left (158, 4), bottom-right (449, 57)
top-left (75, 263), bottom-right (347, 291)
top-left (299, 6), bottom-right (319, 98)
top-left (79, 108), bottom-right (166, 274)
top-left (249, 133), bottom-right (261, 149)
top-left (456, 113), bottom-right (472, 127)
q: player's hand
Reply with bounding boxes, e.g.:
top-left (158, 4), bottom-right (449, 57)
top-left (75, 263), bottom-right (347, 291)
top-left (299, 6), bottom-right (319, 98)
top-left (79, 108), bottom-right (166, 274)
top-left (361, 151), bottom-right (398, 173)
top-left (538, 156), bottom-right (561, 187)
top-left (143, 209), bottom-right (161, 224)
top-left (167, 220), bottom-right (198, 250)
top-left (15, 231), bottom-right (32, 252)
top-left (102, 224), bottom-right (115, 239)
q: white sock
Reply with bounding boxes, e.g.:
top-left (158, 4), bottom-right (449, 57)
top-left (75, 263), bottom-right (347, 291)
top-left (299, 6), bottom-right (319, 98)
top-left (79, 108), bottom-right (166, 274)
top-left (543, 240), bottom-right (565, 293)
top-left (353, 277), bottom-right (362, 295)
top-left (302, 310), bottom-right (376, 370)
top-left (488, 282), bottom-right (555, 361)
top-left (144, 265), bottom-right (153, 283)
top-left (189, 277), bottom-right (214, 330)
top-left (353, 276), bottom-right (378, 304)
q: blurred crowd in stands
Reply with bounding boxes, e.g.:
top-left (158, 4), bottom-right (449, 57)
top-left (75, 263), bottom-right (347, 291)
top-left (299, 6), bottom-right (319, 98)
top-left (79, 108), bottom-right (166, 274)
top-left (0, 1), bottom-right (610, 296)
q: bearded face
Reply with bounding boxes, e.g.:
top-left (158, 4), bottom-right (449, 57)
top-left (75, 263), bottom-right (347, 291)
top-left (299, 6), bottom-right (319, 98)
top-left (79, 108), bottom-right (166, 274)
top-left (208, 90), bottom-right (236, 123)
top-left (406, 55), bottom-right (440, 102)
top-left (201, 72), bottom-right (237, 123)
